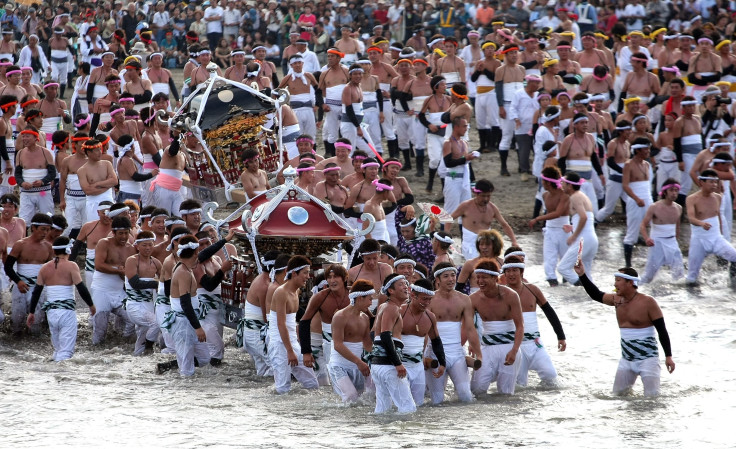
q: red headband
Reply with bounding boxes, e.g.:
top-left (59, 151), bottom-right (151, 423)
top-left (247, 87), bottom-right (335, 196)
top-left (327, 49), bottom-right (345, 58)
top-left (501, 46), bottom-right (519, 54)
top-left (0, 100), bottom-right (16, 111)
top-left (20, 129), bottom-right (39, 139)
top-left (20, 99), bottom-right (39, 109)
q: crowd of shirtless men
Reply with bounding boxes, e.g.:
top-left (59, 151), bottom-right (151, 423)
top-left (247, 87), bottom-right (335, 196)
top-left (16, 16), bottom-right (736, 411)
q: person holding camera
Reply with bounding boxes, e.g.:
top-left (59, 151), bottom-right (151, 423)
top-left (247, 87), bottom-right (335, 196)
top-left (700, 86), bottom-right (733, 144)
top-left (297, 5), bottom-right (317, 43)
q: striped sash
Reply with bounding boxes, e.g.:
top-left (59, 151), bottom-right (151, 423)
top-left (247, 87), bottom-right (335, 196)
top-left (125, 288), bottom-right (153, 307)
top-left (19, 273), bottom-right (36, 287)
top-left (523, 331), bottom-right (541, 341)
top-left (85, 258), bottom-right (95, 272)
top-left (155, 294), bottom-right (170, 305)
top-left (42, 298), bottom-right (76, 311)
top-left (197, 293), bottom-right (221, 319)
top-left (370, 343), bottom-right (404, 360)
top-left (401, 351), bottom-right (423, 364)
top-left (160, 310), bottom-right (183, 331)
top-left (235, 317), bottom-right (265, 348)
top-left (311, 346), bottom-right (323, 371)
top-left (322, 331), bottom-right (333, 343)
top-left (621, 336), bottom-right (658, 361)
top-left (482, 331), bottom-right (516, 346)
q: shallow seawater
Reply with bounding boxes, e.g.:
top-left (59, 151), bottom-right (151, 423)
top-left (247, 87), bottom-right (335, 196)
top-left (1, 229), bottom-right (735, 448)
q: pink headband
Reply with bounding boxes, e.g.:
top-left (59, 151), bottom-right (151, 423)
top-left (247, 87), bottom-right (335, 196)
top-left (556, 92), bottom-right (571, 100)
top-left (556, 45), bottom-right (571, 49)
top-left (661, 66), bottom-right (681, 76)
top-left (297, 166), bottom-right (315, 173)
top-left (352, 155), bottom-right (367, 160)
top-left (537, 93), bottom-right (551, 101)
top-left (110, 107), bottom-right (125, 117)
top-left (296, 137), bottom-right (315, 145)
top-left (631, 57), bottom-right (648, 63)
top-left (562, 176), bottom-right (586, 186)
top-left (43, 82), bottom-right (59, 89)
top-left (525, 74), bottom-right (542, 82)
top-left (593, 73), bottom-right (608, 81)
top-left (322, 166), bottom-right (341, 173)
top-left (361, 162), bottom-right (380, 168)
top-left (144, 113), bottom-right (157, 124)
top-left (105, 79), bottom-right (121, 84)
top-left (372, 179), bottom-right (393, 191)
top-left (119, 97), bottom-right (135, 102)
top-left (659, 183), bottom-right (680, 196)
top-left (21, 66), bottom-right (32, 71)
top-left (383, 160), bottom-right (402, 168)
top-left (0, 62), bottom-right (11, 66)
top-left (5, 70), bottom-right (21, 75)
top-left (472, 187), bottom-right (482, 193)
top-left (75, 115), bottom-right (92, 127)
top-left (300, 157), bottom-right (316, 163)
top-left (541, 175), bottom-right (562, 188)
top-left (335, 142), bottom-right (352, 150)
top-left (698, 38), bottom-right (713, 45)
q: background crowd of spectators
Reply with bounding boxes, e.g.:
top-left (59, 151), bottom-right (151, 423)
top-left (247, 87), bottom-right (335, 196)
top-left (0, 0), bottom-right (734, 69)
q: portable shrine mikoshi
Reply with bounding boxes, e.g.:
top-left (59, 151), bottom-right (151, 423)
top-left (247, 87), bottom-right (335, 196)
top-left (203, 167), bottom-right (376, 328)
top-left (157, 63), bottom-right (289, 204)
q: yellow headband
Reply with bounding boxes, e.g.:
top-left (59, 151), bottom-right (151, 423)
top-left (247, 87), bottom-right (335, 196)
top-left (629, 31), bottom-right (644, 37)
top-left (650, 28), bottom-right (667, 39)
top-left (481, 41), bottom-right (497, 50)
top-left (716, 40), bottom-right (731, 51)
top-left (560, 32), bottom-right (575, 38)
top-left (123, 56), bottom-right (138, 65)
top-left (624, 97), bottom-right (642, 106)
top-left (492, 21), bottom-right (504, 26)
top-left (715, 81), bottom-right (731, 87)
top-left (594, 32), bottom-right (607, 40)
top-left (543, 58), bottom-right (559, 68)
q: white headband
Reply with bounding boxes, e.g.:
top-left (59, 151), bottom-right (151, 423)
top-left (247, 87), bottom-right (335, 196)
top-left (106, 207), bottom-right (130, 218)
top-left (381, 274), bottom-right (407, 294)
top-left (31, 221), bottom-right (51, 227)
top-left (166, 233), bottom-right (187, 251)
top-left (135, 237), bottom-right (156, 244)
top-left (475, 268), bottom-right (500, 276)
top-left (543, 110), bottom-right (560, 122)
top-left (180, 208), bottom-right (202, 215)
top-left (504, 251), bottom-right (526, 259)
top-left (573, 115), bottom-right (589, 124)
top-left (51, 224), bottom-right (64, 230)
top-left (348, 289), bottom-right (375, 305)
top-left (681, 100), bottom-right (699, 105)
top-left (393, 258), bottom-right (416, 268)
top-left (165, 219), bottom-right (186, 227)
top-left (177, 241), bottom-right (200, 256)
top-left (119, 141), bottom-right (135, 156)
top-left (614, 272), bottom-right (640, 286)
top-left (290, 56), bottom-right (304, 64)
top-left (285, 264), bottom-right (310, 279)
top-left (501, 262), bottom-right (525, 272)
top-left (410, 284), bottom-right (435, 296)
top-left (97, 204), bottom-right (112, 211)
top-left (434, 233), bottom-right (454, 244)
top-left (698, 176), bottom-right (719, 180)
top-left (632, 115), bottom-right (647, 125)
top-left (360, 250), bottom-right (381, 256)
top-left (52, 241), bottom-right (74, 254)
top-left (399, 218), bottom-right (417, 228)
top-left (433, 266), bottom-right (457, 278)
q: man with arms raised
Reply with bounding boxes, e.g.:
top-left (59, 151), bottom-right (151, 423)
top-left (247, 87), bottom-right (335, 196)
top-left (449, 179), bottom-right (517, 261)
top-left (470, 258), bottom-right (523, 395)
top-left (425, 262), bottom-right (482, 404)
top-left (574, 260), bottom-right (675, 396)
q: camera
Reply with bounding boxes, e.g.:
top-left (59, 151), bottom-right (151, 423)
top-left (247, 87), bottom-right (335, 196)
top-left (717, 96), bottom-right (732, 105)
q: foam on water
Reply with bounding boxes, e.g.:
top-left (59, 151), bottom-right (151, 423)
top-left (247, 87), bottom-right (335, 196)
top-left (1, 229), bottom-right (735, 447)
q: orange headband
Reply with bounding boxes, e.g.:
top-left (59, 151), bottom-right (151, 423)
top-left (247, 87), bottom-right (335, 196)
top-left (397, 58), bottom-right (413, 65)
top-left (445, 40), bottom-right (458, 47)
top-left (327, 49), bottom-right (345, 58)
top-left (413, 59), bottom-right (429, 65)
top-left (72, 136), bottom-right (90, 142)
top-left (53, 136), bottom-right (69, 148)
top-left (83, 142), bottom-right (103, 150)
top-left (0, 100), bottom-right (16, 111)
top-left (501, 46), bottom-right (519, 54)
top-left (21, 99), bottom-right (39, 109)
top-left (367, 46), bottom-right (383, 54)
top-left (20, 129), bottom-right (39, 139)
top-left (451, 89), bottom-right (468, 100)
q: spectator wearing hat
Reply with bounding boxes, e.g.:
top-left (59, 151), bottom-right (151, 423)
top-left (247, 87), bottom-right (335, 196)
top-left (21, 7), bottom-right (38, 43)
